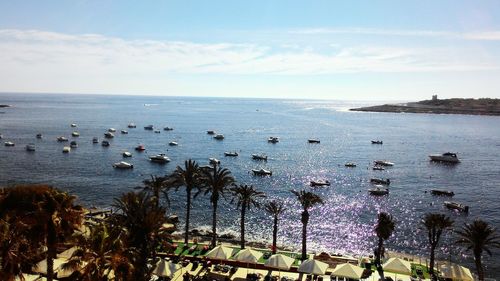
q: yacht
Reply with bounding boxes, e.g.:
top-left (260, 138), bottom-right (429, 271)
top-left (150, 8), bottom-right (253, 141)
top-left (4, 141), bottom-right (15, 147)
top-left (252, 154), bottom-right (268, 161)
top-left (224, 151), bottom-right (239, 157)
top-left (57, 136), bottom-right (69, 142)
top-left (0, 134), bottom-right (3, 139)
top-left (431, 189), bottom-right (454, 196)
top-left (121, 130), bottom-right (128, 134)
top-left (36, 133), bottom-right (43, 139)
top-left (310, 180), bottom-right (330, 187)
top-left (70, 123), bottom-right (77, 127)
top-left (149, 153), bottom-right (170, 164)
top-left (209, 158), bottom-right (220, 165)
top-left (113, 161), bottom-right (133, 169)
top-left (344, 162), bottom-right (357, 167)
top-left (308, 139), bottom-right (320, 144)
top-left (369, 187), bottom-right (389, 196)
top-left (374, 160), bottom-right (394, 166)
top-left (429, 152), bottom-right (460, 163)
top-left (372, 166), bottom-right (385, 171)
top-left (71, 131), bottom-right (80, 137)
top-left (92, 137), bottom-right (99, 144)
top-left (144, 125), bottom-right (154, 130)
top-left (135, 145), bottom-right (146, 151)
top-left (63, 146), bottom-right (71, 153)
top-left (70, 141), bottom-right (78, 148)
top-left (122, 151), bottom-right (132, 157)
top-left (268, 137), bottom-right (279, 143)
top-left (207, 130), bottom-right (216, 135)
top-left (168, 141), bottom-right (178, 146)
top-left (25, 144), bottom-right (36, 151)
top-left (108, 128), bottom-right (116, 132)
top-left (371, 140), bottom-right (383, 144)
top-left (252, 168), bottom-right (272, 176)
top-left (101, 140), bottom-right (110, 147)
top-left (164, 127), bottom-right (174, 131)
top-left (128, 123), bottom-right (137, 128)
top-left (444, 201), bottom-right (469, 213)
top-left (214, 134), bottom-right (224, 140)
top-left (104, 132), bottom-right (114, 139)
top-left (370, 178), bottom-right (390, 185)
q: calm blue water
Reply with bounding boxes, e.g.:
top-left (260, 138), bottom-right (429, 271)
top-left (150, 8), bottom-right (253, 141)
top-left (1, 93), bottom-right (499, 277)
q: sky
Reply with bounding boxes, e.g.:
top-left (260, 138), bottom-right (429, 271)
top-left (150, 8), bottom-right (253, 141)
top-left (1, 0), bottom-right (500, 100)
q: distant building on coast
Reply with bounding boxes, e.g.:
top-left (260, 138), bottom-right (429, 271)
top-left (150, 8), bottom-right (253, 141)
top-left (432, 94), bottom-right (438, 101)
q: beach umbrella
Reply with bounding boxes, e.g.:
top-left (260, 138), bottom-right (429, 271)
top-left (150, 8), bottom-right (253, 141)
top-left (153, 259), bottom-right (181, 278)
top-left (264, 254), bottom-right (295, 270)
top-left (234, 248), bottom-right (263, 263)
top-left (33, 257), bottom-right (77, 278)
top-left (206, 245), bottom-right (234, 260)
top-left (438, 263), bottom-right (473, 281)
top-left (331, 263), bottom-right (364, 279)
top-left (382, 258), bottom-right (411, 274)
top-left (57, 246), bottom-right (78, 259)
top-left (15, 274), bottom-right (46, 281)
top-left (298, 259), bottom-right (329, 275)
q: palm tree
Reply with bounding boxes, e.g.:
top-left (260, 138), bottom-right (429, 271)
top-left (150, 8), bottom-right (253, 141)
top-left (374, 212), bottom-right (395, 281)
top-left (167, 159), bottom-right (202, 245)
top-left (112, 191), bottom-right (169, 281)
top-left (264, 200), bottom-right (286, 254)
top-left (200, 164), bottom-right (235, 247)
top-left (455, 219), bottom-right (500, 281)
top-left (422, 213), bottom-right (453, 278)
top-left (291, 190), bottom-right (323, 260)
top-left (230, 185), bottom-right (265, 249)
top-left (141, 175), bottom-right (170, 207)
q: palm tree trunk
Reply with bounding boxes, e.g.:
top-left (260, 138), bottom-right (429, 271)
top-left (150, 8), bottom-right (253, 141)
top-left (46, 220), bottom-right (56, 281)
top-left (211, 201), bottom-right (218, 248)
top-left (184, 187), bottom-right (192, 245)
top-left (376, 238), bottom-right (385, 281)
top-left (272, 215), bottom-right (278, 254)
top-left (301, 210), bottom-right (308, 261)
top-left (474, 253), bottom-right (484, 281)
top-left (429, 244), bottom-right (436, 278)
top-left (240, 204), bottom-right (246, 249)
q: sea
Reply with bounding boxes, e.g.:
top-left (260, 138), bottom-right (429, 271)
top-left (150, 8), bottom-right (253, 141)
top-left (1, 93), bottom-right (499, 277)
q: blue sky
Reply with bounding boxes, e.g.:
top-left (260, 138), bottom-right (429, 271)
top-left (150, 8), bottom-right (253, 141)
top-left (1, 0), bottom-right (500, 100)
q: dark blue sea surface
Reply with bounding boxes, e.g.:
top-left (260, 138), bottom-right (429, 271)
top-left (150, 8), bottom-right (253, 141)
top-left (1, 93), bottom-right (499, 276)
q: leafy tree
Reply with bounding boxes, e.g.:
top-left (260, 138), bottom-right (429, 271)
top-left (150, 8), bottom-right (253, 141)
top-left (422, 213), bottom-right (453, 279)
top-left (291, 190), bottom-right (323, 260)
top-left (264, 200), bottom-right (286, 254)
top-left (374, 212), bottom-right (395, 281)
top-left (230, 185), bottom-right (265, 249)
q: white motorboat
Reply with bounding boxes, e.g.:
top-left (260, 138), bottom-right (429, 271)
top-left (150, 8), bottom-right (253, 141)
top-left (345, 162), bottom-right (357, 167)
top-left (122, 151), bottom-right (132, 157)
top-left (372, 166), bottom-right (385, 171)
top-left (444, 201), bottom-right (469, 213)
top-left (371, 140), bottom-right (383, 144)
top-left (429, 152), bottom-right (460, 163)
top-left (214, 134), bottom-right (224, 140)
top-left (36, 133), bottom-right (43, 139)
top-left (101, 140), bottom-right (110, 147)
top-left (308, 139), bottom-right (320, 144)
top-left (224, 151), bottom-right (239, 157)
top-left (374, 160), bottom-right (394, 166)
top-left (108, 128), bottom-right (116, 132)
top-left (0, 134), bottom-right (3, 139)
top-left (164, 127), bottom-right (174, 131)
top-left (62, 146), bottom-right (71, 153)
top-left (57, 136), bottom-right (68, 142)
top-left (113, 161), bottom-right (133, 169)
top-left (144, 125), bottom-right (154, 130)
top-left (209, 158), bottom-right (220, 165)
top-left (252, 169), bottom-right (272, 176)
top-left (310, 180), bottom-right (330, 187)
top-left (268, 136), bottom-right (279, 143)
top-left (70, 141), bottom-right (78, 148)
top-left (70, 123), bottom-right (77, 127)
top-left (207, 130), bottom-right (216, 135)
top-left (92, 137), bottom-right (99, 144)
top-left (4, 141), bottom-right (15, 147)
top-left (252, 154), bottom-right (268, 161)
top-left (72, 131), bottom-right (80, 137)
top-left (121, 130), bottom-right (128, 134)
top-left (150, 153), bottom-right (170, 163)
top-left (168, 141), bottom-right (178, 146)
top-left (25, 144), bottom-right (35, 151)
top-left (128, 123), bottom-right (136, 128)
top-left (369, 187), bottom-right (389, 196)
top-left (104, 132), bottom-right (114, 139)
top-left (370, 178), bottom-right (390, 185)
